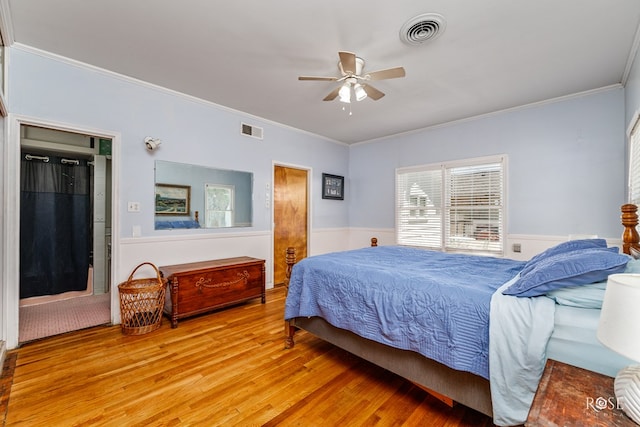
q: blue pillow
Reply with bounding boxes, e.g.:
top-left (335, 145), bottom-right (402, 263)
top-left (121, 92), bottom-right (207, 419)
top-left (503, 247), bottom-right (629, 297)
top-left (522, 238), bottom-right (607, 273)
top-left (545, 258), bottom-right (640, 308)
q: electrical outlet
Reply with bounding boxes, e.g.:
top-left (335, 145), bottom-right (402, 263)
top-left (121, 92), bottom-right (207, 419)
top-left (128, 201), bottom-right (141, 212)
top-left (512, 243), bottom-right (522, 253)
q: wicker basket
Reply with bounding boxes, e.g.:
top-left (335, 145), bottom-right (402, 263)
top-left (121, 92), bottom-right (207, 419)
top-left (118, 262), bottom-right (166, 335)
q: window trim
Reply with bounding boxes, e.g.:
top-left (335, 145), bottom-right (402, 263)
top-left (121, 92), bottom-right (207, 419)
top-left (395, 154), bottom-right (507, 255)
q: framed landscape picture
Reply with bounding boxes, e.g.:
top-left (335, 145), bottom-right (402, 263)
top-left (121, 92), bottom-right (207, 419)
top-left (155, 184), bottom-right (191, 215)
top-left (322, 173), bottom-right (344, 200)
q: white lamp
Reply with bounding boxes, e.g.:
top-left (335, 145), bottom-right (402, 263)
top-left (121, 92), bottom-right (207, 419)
top-left (597, 273), bottom-right (640, 424)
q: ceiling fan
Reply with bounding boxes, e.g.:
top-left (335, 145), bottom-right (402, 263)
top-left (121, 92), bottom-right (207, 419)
top-left (298, 51), bottom-right (406, 103)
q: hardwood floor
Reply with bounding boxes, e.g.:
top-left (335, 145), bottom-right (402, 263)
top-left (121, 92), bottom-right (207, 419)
top-left (2, 287), bottom-right (494, 426)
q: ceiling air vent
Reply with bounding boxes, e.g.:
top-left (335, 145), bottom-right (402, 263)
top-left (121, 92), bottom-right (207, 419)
top-left (399, 13), bottom-right (446, 46)
top-left (241, 123), bottom-right (263, 140)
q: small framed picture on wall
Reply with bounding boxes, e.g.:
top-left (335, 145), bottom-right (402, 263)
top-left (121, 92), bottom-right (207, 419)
top-left (155, 183), bottom-right (191, 215)
top-left (322, 173), bottom-right (344, 200)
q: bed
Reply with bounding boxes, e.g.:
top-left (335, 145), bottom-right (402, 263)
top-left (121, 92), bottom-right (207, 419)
top-left (155, 210), bottom-right (201, 230)
top-left (283, 203), bottom-right (640, 426)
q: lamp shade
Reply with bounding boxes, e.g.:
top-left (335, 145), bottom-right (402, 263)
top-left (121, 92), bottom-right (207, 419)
top-left (338, 83), bottom-right (351, 103)
top-left (354, 83), bottom-right (368, 101)
top-left (597, 273), bottom-right (640, 362)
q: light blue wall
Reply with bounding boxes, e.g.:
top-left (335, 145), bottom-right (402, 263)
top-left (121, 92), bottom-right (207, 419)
top-left (8, 46), bottom-right (630, 242)
top-left (8, 47), bottom-right (350, 237)
top-left (349, 88), bottom-right (627, 239)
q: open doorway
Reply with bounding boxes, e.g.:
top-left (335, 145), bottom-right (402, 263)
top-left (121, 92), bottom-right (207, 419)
top-left (18, 125), bottom-right (112, 343)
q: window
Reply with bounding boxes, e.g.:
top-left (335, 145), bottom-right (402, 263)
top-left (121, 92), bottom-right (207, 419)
top-left (396, 155), bottom-right (506, 255)
top-left (205, 184), bottom-right (235, 228)
top-left (628, 113), bottom-right (640, 205)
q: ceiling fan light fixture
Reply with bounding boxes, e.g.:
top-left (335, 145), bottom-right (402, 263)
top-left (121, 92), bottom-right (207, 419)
top-left (339, 82), bottom-right (351, 103)
top-left (298, 51), bottom-right (405, 103)
top-left (354, 83), bottom-right (367, 101)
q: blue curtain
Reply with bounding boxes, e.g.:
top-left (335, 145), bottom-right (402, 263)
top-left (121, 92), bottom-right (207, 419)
top-left (20, 153), bottom-right (91, 298)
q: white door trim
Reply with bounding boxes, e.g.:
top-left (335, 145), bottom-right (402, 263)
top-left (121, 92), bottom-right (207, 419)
top-left (2, 114), bottom-right (121, 349)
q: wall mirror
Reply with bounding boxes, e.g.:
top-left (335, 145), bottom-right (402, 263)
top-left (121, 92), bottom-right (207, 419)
top-left (155, 160), bottom-right (253, 229)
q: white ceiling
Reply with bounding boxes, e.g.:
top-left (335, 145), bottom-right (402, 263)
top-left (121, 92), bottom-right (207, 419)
top-left (5, 1), bottom-right (640, 144)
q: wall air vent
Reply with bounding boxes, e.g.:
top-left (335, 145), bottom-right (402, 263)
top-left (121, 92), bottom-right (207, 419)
top-left (399, 13), bottom-right (446, 46)
top-left (241, 123), bottom-right (263, 140)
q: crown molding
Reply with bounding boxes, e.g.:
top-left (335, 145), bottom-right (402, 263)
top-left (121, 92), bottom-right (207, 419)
top-left (12, 43), bottom-right (344, 146)
top-left (354, 84), bottom-right (623, 147)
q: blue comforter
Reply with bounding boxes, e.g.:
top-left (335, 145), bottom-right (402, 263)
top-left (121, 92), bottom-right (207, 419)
top-left (284, 246), bottom-right (525, 379)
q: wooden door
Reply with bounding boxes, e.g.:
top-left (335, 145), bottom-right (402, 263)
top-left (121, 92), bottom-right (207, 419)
top-left (273, 165), bottom-right (308, 285)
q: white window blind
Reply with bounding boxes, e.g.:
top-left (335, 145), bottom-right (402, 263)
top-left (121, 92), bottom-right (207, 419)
top-left (396, 156), bottom-right (505, 255)
top-left (629, 114), bottom-right (640, 205)
top-left (396, 166), bottom-right (443, 248)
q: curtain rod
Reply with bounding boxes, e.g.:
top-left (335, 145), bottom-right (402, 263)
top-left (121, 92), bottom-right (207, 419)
top-left (24, 154), bottom-right (49, 162)
top-left (24, 155), bottom-right (82, 165)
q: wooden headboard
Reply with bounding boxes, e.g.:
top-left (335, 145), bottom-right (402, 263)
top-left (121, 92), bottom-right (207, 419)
top-left (621, 204), bottom-right (640, 256)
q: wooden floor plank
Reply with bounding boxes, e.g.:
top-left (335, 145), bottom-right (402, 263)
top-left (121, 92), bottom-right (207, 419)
top-left (2, 287), bottom-right (493, 426)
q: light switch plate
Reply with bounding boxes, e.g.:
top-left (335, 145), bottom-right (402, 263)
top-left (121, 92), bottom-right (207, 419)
top-left (128, 201), bottom-right (141, 212)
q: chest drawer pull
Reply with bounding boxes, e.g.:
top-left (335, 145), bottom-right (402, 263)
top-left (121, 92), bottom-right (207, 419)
top-left (195, 270), bottom-right (250, 292)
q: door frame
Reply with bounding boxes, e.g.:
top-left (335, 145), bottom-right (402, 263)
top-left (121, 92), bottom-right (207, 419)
top-left (3, 114), bottom-right (121, 349)
top-left (272, 161), bottom-right (312, 284)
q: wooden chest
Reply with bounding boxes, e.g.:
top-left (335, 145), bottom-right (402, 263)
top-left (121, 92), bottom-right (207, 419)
top-left (159, 257), bottom-right (265, 328)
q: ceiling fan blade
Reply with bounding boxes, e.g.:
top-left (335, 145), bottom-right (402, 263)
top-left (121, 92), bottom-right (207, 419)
top-left (323, 86), bottom-right (341, 101)
top-left (363, 84), bottom-right (385, 100)
top-left (365, 66), bottom-right (406, 81)
top-left (339, 51), bottom-right (357, 74)
top-left (298, 76), bottom-right (338, 81)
